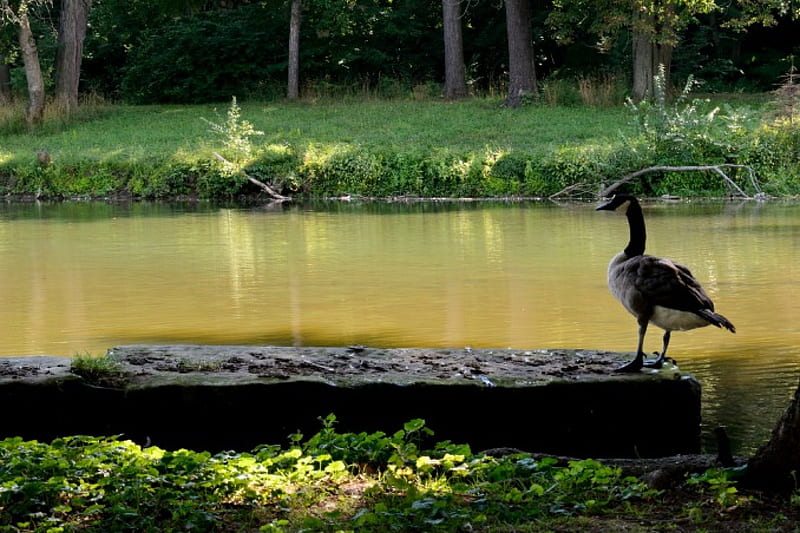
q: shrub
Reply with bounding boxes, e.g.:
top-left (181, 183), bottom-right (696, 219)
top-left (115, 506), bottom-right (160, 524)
top-left (534, 144), bottom-right (614, 195)
top-left (247, 144), bottom-right (302, 194)
top-left (299, 144), bottom-right (384, 196)
top-left (381, 150), bottom-right (428, 195)
top-left (741, 120), bottom-right (800, 193)
top-left (625, 67), bottom-right (728, 164)
top-left (489, 152), bottom-right (527, 195)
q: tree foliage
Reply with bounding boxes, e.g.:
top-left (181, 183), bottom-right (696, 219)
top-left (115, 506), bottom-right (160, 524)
top-left (0, 0), bottom-right (798, 106)
top-left (549, 0), bottom-right (717, 49)
top-left (120, 4), bottom-right (286, 103)
top-left (723, 0), bottom-right (798, 30)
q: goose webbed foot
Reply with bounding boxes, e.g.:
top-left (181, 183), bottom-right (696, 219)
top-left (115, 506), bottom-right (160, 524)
top-left (615, 353), bottom-right (645, 373)
top-left (650, 356), bottom-right (678, 368)
top-left (643, 353), bottom-right (665, 369)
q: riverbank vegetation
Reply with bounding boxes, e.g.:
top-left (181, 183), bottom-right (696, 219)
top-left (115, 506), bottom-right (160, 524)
top-left (1, 416), bottom-right (798, 532)
top-left (0, 85), bottom-right (797, 201)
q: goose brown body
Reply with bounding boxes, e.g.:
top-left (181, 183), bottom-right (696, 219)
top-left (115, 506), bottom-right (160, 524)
top-left (596, 195), bottom-right (735, 372)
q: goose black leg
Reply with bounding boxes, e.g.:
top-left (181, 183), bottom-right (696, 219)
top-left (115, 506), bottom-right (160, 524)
top-left (644, 331), bottom-right (671, 369)
top-left (645, 330), bottom-right (672, 368)
top-left (616, 321), bottom-right (648, 372)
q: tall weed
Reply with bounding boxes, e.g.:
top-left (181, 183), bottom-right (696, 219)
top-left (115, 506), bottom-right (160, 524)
top-left (202, 96), bottom-right (264, 167)
top-left (0, 94), bottom-right (113, 135)
top-left (542, 75), bottom-right (626, 107)
top-left (578, 74), bottom-right (626, 107)
top-left (625, 65), bottom-right (724, 164)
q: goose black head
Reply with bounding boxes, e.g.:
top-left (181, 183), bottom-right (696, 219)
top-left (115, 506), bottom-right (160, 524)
top-left (595, 194), bottom-right (638, 213)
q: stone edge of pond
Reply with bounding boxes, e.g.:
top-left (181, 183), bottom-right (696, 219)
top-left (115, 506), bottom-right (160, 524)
top-left (0, 345), bottom-right (695, 388)
top-left (106, 345), bottom-right (691, 389)
top-left (0, 345), bottom-right (702, 457)
top-left (0, 355), bottom-right (76, 383)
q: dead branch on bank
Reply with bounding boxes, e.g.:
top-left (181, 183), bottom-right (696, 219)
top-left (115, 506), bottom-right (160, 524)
top-left (549, 164), bottom-right (763, 200)
top-left (212, 152), bottom-right (290, 201)
top-left (481, 426), bottom-right (742, 490)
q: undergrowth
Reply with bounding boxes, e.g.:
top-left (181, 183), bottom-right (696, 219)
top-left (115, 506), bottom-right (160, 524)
top-left (1, 415), bottom-right (793, 532)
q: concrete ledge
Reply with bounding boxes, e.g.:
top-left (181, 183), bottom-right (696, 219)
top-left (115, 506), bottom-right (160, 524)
top-left (0, 345), bottom-right (701, 458)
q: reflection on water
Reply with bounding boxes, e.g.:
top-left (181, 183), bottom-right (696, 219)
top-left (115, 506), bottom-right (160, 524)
top-left (1, 199), bottom-right (799, 455)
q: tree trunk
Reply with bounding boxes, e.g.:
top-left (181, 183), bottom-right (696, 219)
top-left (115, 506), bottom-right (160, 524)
top-left (631, 27), bottom-right (654, 101)
top-left (657, 43), bottom-right (673, 81)
top-left (18, 9), bottom-right (45, 127)
top-left (745, 376), bottom-right (800, 492)
top-left (503, 0), bottom-right (537, 108)
top-left (631, 6), bottom-right (673, 101)
top-left (287, 0), bottom-right (302, 100)
top-left (442, 0), bottom-right (466, 100)
top-left (632, 37), bottom-right (673, 101)
top-left (55, 0), bottom-right (91, 113)
top-left (0, 57), bottom-right (11, 106)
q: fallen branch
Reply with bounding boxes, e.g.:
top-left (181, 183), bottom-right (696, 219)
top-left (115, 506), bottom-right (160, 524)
top-left (481, 427), bottom-right (744, 490)
top-left (546, 182), bottom-right (598, 200)
top-left (549, 164), bottom-right (763, 200)
top-left (212, 152), bottom-right (290, 201)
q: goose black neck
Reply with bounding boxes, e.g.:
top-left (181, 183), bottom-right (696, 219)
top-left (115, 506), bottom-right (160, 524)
top-left (624, 200), bottom-right (646, 257)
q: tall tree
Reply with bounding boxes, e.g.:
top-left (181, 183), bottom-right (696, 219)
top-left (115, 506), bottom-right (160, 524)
top-left (631, 3), bottom-right (676, 99)
top-left (287, 0), bottom-right (301, 100)
top-left (2, 0), bottom-right (48, 126)
top-left (548, 0), bottom-right (714, 100)
top-left (55, 0), bottom-right (91, 112)
top-left (442, 0), bottom-right (467, 100)
top-left (0, 56), bottom-right (10, 105)
top-left (504, 0), bottom-right (537, 107)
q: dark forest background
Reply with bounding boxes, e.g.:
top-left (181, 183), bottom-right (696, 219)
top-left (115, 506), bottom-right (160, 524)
top-left (1, 0), bottom-right (797, 105)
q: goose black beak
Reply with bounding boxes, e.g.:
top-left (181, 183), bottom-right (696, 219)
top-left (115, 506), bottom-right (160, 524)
top-left (595, 199), bottom-right (615, 211)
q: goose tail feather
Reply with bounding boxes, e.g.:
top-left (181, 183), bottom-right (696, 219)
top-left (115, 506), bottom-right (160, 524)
top-left (698, 310), bottom-right (736, 333)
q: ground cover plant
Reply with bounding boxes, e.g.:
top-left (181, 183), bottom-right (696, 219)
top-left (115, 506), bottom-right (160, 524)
top-left (0, 91), bottom-right (795, 200)
top-left (1, 415), bottom-right (798, 532)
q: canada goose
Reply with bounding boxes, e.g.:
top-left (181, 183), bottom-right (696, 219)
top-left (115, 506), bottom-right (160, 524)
top-left (596, 194), bottom-right (735, 372)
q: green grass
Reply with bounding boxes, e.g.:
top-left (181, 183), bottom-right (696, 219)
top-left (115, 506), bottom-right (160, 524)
top-left (259, 100), bottom-right (631, 151)
top-left (0, 99), bottom-right (631, 166)
top-left (70, 353), bottom-right (130, 388)
top-left (0, 104), bottom-right (214, 167)
top-left (0, 95), bottom-right (795, 199)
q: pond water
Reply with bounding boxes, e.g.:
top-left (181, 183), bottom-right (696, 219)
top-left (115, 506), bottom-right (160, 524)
top-left (1, 199), bottom-right (798, 455)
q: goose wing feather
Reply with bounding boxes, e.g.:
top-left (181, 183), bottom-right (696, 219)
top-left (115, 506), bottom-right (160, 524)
top-left (632, 255), bottom-right (715, 312)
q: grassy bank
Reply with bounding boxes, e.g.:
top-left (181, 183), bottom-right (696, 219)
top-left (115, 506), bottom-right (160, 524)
top-left (1, 416), bottom-right (797, 532)
top-left (0, 95), bottom-right (797, 200)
